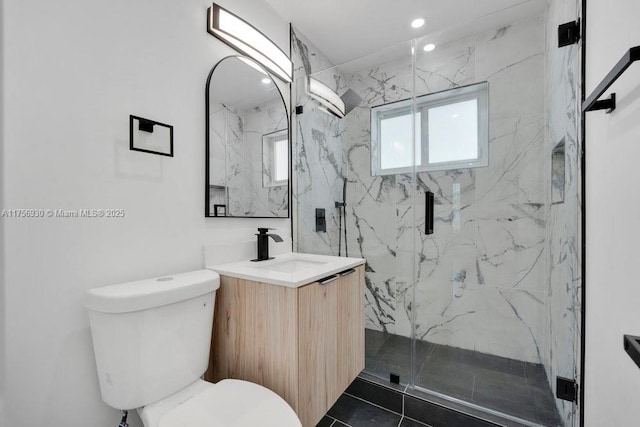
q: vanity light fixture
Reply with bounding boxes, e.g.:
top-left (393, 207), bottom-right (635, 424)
top-left (423, 43), bottom-right (436, 52)
top-left (306, 78), bottom-right (346, 118)
top-left (207, 3), bottom-right (293, 82)
top-left (411, 18), bottom-right (425, 28)
top-left (239, 57), bottom-right (268, 75)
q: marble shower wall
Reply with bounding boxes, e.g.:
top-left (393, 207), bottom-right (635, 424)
top-left (293, 11), bottom-right (580, 381)
top-left (291, 28), bottom-right (348, 255)
top-left (208, 98), bottom-right (288, 217)
top-left (342, 16), bottom-right (548, 364)
top-left (545, 0), bottom-right (581, 423)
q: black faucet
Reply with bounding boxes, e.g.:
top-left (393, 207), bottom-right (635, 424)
top-left (252, 228), bottom-right (283, 261)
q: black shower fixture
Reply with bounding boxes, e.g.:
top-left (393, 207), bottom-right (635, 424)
top-left (336, 178), bottom-right (348, 257)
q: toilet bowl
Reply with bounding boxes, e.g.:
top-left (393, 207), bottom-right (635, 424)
top-left (84, 269), bottom-right (301, 427)
top-left (138, 379), bottom-right (300, 427)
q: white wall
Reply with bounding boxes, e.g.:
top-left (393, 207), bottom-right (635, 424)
top-left (1, 1), bottom-right (290, 426)
top-left (585, 0), bottom-right (640, 425)
top-left (0, 0), bottom-right (5, 422)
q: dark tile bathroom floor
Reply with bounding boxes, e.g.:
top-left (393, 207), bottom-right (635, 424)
top-left (364, 329), bottom-right (562, 426)
top-left (317, 393), bottom-right (430, 427)
top-left (317, 376), bottom-right (501, 427)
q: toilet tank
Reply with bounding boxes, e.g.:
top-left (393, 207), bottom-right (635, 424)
top-left (84, 270), bottom-right (220, 410)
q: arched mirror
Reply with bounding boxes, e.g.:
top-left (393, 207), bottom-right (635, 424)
top-left (206, 55), bottom-right (289, 218)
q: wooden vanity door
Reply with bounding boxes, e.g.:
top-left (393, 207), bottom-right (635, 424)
top-left (297, 265), bottom-right (365, 427)
top-left (298, 278), bottom-right (338, 427)
top-left (207, 276), bottom-right (299, 411)
top-left (336, 266), bottom-right (365, 395)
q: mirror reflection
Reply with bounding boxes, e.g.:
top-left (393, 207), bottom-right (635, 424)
top-left (206, 55), bottom-right (289, 218)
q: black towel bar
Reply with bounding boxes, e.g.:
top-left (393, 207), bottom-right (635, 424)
top-left (583, 46), bottom-right (640, 113)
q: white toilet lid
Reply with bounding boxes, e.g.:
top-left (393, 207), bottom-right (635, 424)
top-left (158, 379), bottom-right (302, 427)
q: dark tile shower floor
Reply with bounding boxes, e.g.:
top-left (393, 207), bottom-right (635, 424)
top-left (365, 329), bottom-right (562, 426)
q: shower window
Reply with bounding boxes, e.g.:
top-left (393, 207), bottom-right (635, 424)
top-left (371, 82), bottom-right (489, 175)
top-left (262, 129), bottom-right (289, 187)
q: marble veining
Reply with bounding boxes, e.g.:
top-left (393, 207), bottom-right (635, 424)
top-left (291, 27), bottom-right (348, 256)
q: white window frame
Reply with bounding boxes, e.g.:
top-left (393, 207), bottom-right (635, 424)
top-left (371, 82), bottom-right (489, 176)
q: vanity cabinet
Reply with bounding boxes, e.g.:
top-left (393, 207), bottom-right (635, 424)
top-left (205, 264), bottom-right (365, 427)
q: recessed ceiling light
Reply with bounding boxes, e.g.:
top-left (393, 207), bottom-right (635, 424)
top-left (411, 18), bottom-right (425, 29)
top-left (423, 43), bottom-right (436, 52)
top-left (261, 78), bottom-right (271, 84)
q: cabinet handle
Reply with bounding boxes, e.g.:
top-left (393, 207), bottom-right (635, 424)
top-left (319, 275), bottom-right (338, 285)
top-left (339, 268), bottom-right (356, 276)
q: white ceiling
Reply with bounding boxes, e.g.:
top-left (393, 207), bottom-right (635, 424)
top-left (265, 0), bottom-right (546, 65)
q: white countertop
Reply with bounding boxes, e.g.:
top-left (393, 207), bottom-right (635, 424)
top-left (207, 252), bottom-right (365, 287)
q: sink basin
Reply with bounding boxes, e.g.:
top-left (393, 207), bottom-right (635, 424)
top-left (250, 258), bottom-right (328, 273)
top-left (207, 252), bottom-right (365, 288)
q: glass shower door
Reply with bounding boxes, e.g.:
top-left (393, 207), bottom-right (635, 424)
top-left (338, 39), bottom-right (421, 387)
top-left (290, 31), bottom-right (422, 388)
top-left (291, 2), bottom-right (581, 422)
top-left (409, 6), bottom-right (581, 424)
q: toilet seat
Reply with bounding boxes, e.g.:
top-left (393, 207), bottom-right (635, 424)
top-left (158, 379), bottom-right (301, 427)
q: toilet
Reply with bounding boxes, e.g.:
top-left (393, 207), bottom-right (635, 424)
top-left (84, 269), bottom-right (302, 427)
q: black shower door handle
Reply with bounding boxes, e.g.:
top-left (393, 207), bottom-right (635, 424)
top-left (425, 191), bottom-right (434, 235)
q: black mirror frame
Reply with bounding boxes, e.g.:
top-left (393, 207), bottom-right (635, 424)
top-left (205, 55), bottom-right (291, 219)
